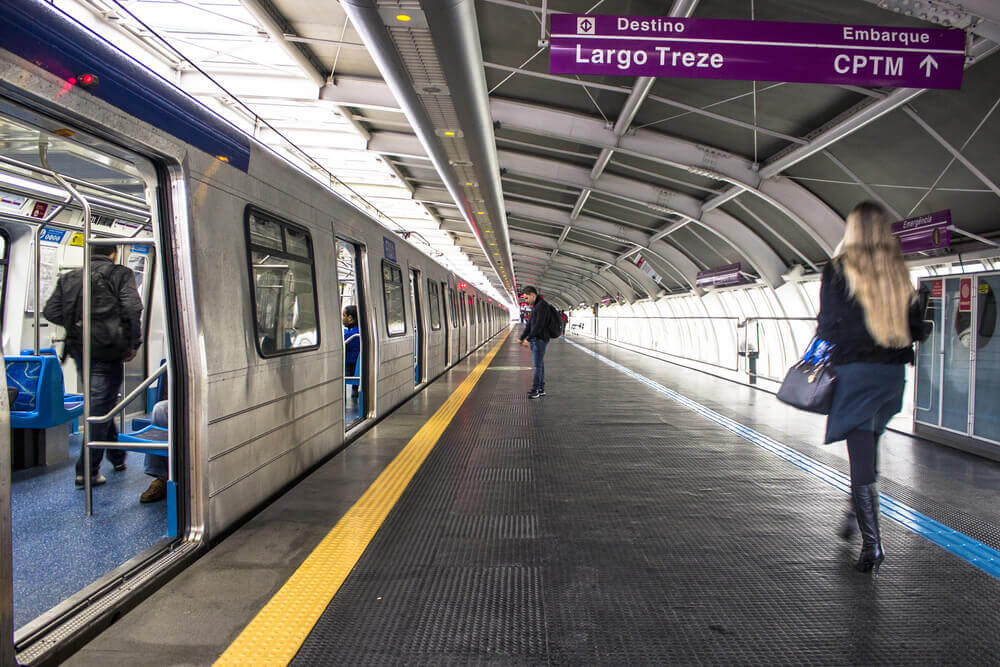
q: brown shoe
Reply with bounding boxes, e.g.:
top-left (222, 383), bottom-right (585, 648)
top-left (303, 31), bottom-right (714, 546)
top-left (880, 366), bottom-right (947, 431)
top-left (140, 477), bottom-right (167, 503)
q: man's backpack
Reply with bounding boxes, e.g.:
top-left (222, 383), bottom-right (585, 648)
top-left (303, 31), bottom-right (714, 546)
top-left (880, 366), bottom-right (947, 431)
top-left (545, 303), bottom-right (562, 339)
top-left (61, 264), bottom-right (132, 362)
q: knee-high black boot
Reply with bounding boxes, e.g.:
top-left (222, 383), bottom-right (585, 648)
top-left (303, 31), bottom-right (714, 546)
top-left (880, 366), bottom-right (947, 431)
top-left (839, 497), bottom-right (856, 540)
top-left (852, 483), bottom-right (885, 574)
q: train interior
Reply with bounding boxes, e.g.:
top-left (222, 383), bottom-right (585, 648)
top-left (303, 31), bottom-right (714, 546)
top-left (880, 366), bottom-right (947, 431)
top-left (0, 106), bottom-right (178, 634)
top-left (337, 239), bottom-right (367, 429)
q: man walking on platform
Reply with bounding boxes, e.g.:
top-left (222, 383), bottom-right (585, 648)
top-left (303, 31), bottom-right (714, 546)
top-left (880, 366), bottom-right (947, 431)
top-left (518, 286), bottom-right (559, 399)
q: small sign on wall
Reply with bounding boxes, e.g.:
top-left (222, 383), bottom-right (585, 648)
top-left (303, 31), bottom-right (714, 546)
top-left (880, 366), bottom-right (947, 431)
top-left (383, 236), bottom-right (396, 262)
top-left (959, 278), bottom-right (973, 312)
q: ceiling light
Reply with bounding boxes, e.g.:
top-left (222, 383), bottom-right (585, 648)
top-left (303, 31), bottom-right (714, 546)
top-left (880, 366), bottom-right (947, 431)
top-left (396, 14), bottom-right (412, 22)
top-left (476, 211), bottom-right (485, 215)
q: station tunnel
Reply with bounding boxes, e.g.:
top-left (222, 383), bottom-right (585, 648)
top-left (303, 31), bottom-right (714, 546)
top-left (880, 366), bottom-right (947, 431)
top-left (1, 0), bottom-right (999, 663)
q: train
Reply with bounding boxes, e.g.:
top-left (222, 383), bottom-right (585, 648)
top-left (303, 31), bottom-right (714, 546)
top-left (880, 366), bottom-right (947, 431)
top-left (0, 0), bottom-right (508, 662)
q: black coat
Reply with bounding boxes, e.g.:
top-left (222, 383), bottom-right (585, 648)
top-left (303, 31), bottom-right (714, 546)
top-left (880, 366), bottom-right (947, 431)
top-left (815, 261), bottom-right (922, 366)
top-left (519, 297), bottom-right (557, 342)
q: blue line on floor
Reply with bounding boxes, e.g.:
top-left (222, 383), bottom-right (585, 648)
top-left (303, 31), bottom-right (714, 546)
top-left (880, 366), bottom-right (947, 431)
top-left (567, 338), bottom-right (1000, 581)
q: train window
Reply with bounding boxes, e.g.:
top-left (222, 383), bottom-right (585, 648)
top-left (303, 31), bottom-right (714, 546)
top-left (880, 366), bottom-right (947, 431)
top-left (449, 288), bottom-right (459, 327)
top-left (245, 207), bottom-right (320, 357)
top-left (427, 279), bottom-right (442, 331)
top-left (382, 260), bottom-right (406, 337)
top-left (248, 214), bottom-right (283, 251)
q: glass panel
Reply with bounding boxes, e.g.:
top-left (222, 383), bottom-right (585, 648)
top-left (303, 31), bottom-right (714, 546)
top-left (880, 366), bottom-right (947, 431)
top-left (941, 277), bottom-right (972, 433)
top-left (382, 261), bottom-right (405, 336)
top-left (248, 214), bottom-right (283, 251)
top-left (974, 275), bottom-right (1000, 442)
top-left (427, 280), bottom-right (441, 330)
top-left (252, 251), bottom-right (318, 353)
top-left (914, 279), bottom-right (943, 426)
top-left (284, 226), bottom-right (310, 257)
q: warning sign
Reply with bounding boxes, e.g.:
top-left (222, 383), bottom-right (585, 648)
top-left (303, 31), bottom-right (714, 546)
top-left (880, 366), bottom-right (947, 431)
top-left (930, 279), bottom-right (942, 298)
top-left (959, 278), bottom-right (972, 312)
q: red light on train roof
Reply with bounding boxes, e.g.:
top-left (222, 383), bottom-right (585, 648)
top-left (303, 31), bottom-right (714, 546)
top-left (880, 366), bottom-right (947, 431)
top-left (78, 73), bottom-right (99, 87)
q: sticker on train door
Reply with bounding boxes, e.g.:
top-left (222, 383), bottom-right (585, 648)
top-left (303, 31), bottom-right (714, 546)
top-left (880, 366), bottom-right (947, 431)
top-left (930, 279), bottom-right (943, 298)
top-left (959, 278), bottom-right (972, 312)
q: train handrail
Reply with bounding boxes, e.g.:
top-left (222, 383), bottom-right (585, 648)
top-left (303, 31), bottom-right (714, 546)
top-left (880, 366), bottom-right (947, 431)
top-left (86, 363), bottom-right (168, 425)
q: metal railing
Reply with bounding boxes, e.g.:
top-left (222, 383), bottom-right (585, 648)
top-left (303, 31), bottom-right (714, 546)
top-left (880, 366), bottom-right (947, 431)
top-left (572, 314), bottom-right (820, 381)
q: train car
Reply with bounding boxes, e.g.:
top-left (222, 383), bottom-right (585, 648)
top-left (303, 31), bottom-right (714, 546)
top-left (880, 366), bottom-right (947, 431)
top-left (0, 1), bottom-right (508, 662)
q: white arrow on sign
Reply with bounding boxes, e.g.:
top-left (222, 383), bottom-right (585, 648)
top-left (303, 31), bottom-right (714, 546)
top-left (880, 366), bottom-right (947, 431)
top-left (920, 54), bottom-right (939, 77)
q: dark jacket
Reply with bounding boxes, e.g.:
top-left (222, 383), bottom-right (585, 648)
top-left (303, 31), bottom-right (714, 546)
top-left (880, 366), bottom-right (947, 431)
top-left (519, 296), bottom-right (556, 342)
top-left (43, 256), bottom-right (144, 362)
top-left (344, 325), bottom-right (360, 372)
top-left (816, 261), bottom-right (922, 366)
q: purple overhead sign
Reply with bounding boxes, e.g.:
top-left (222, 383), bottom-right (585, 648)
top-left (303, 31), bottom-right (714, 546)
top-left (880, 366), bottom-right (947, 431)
top-left (892, 209), bottom-right (952, 254)
top-left (550, 15), bottom-right (965, 89)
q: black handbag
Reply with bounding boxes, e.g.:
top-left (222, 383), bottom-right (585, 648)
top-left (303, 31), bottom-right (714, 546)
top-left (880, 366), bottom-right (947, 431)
top-left (776, 338), bottom-right (838, 415)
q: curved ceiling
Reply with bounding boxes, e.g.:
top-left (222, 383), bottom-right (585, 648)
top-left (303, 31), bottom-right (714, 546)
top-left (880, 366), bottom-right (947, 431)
top-left (72, 0), bottom-right (1000, 309)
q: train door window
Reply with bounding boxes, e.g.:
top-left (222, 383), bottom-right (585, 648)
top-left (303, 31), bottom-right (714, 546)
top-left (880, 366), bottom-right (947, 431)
top-left (338, 240), bottom-right (368, 428)
top-left (427, 279), bottom-right (442, 332)
top-left (974, 275), bottom-right (999, 442)
top-left (0, 228), bottom-right (8, 329)
top-left (0, 108), bottom-right (177, 635)
top-left (449, 288), bottom-right (459, 328)
top-left (441, 281), bottom-right (450, 365)
top-left (245, 208), bottom-right (320, 356)
top-left (382, 260), bottom-right (406, 337)
top-left (409, 269), bottom-right (423, 385)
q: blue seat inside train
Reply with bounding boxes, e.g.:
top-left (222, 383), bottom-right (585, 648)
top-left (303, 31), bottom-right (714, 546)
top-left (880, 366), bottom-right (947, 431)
top-left (118, 399), bottom-right (168, 457)
top-left (6, 355), bottom-right (84, 430)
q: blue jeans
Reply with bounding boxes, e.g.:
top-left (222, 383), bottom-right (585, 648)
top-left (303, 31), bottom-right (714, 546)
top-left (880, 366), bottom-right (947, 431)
top-left (74, 360), bottom-right (126, 476)
top-left (530, 338), bottom-right (548, 391)
top-left (144, 454), bottom-right (168, 478)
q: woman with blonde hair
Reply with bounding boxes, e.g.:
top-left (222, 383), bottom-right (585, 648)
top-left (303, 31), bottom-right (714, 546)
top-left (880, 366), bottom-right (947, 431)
top-left (817, 201), bottom-right (929, 575)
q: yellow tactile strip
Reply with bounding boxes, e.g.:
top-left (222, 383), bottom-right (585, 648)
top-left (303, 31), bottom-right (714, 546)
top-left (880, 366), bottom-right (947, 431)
top-left (215, 332), bottom-right (509, 666)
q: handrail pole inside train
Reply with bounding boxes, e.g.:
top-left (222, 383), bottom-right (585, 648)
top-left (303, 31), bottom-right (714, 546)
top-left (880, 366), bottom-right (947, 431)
top-left (87, 362), bottom-right (167, 425)
top-left (31, 225), bottom-right (40, 355)
top-left (45, 160), bottom-right (97, 515)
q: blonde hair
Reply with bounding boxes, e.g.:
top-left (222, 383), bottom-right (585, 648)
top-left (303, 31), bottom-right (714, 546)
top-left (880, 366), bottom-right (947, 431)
top-left (835, 202), bottom-right (914, 348)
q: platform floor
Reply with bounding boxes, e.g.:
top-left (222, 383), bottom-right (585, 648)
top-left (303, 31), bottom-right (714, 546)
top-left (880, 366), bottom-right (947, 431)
top-left (69, 331), bottom-right (1000, 664)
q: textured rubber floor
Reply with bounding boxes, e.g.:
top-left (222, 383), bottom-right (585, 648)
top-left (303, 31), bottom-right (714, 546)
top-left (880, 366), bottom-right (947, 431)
top-left (293, 337), bottom-right (1000, 664)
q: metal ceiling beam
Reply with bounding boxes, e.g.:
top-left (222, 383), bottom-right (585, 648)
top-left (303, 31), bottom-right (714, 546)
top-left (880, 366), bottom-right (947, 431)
top-left (857, 0), bottom-right (1000, 44)
top-left (491, 99), bottom-right (843, 257)
top-left (505, 201), bottom-right (703, 290)
top-left (513, 248), bottom-right (633, 302)
top-left (902, 106), bottom-right (1000, 198)
top-left (705, 37), bottom-right (999, 213)
top-left (421, 0), bottom-right (517, 297)
top-left (509, 230), bottom-right (663, 298)
top-left (340, 0), bottom-right (514, 298)
top-left (320, 75), bottom-right (404, 111)
top-left (498, 149), bottom-right (786, 286)
top-left (584, 0), bottom-right (700, 195)
top-left (484, 63), bottom-right (806, 145)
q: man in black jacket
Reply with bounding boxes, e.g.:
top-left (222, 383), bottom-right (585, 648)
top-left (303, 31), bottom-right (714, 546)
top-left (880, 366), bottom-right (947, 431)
top-left (518, 286), bottom-right (555, 398)
top-left (44, 244), bottom-right (143, 488)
